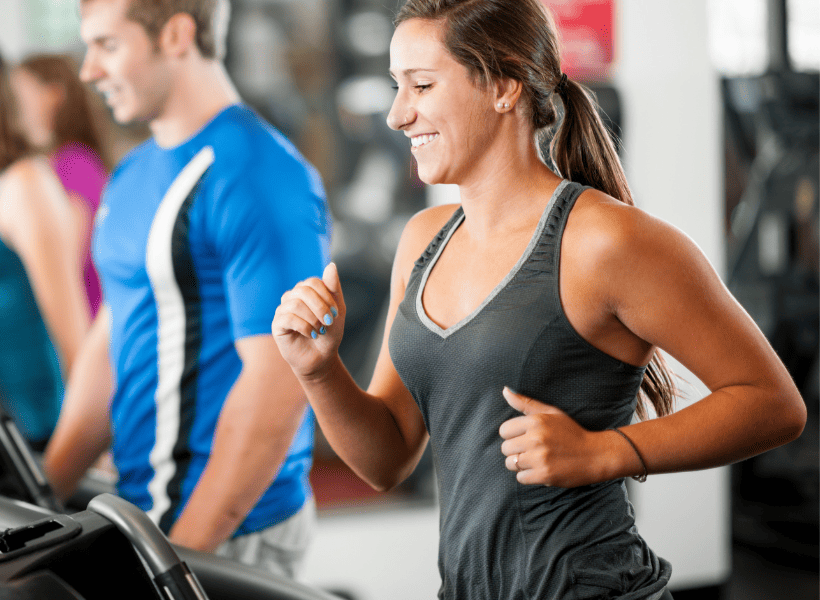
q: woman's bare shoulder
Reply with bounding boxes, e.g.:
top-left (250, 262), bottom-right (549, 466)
top-left (0, 156), bottom-right (68, 238)
top-left (568, 187), bottom-right (692, 266)
top-left (565, 186), bottom-right (714, 311)
top-left (405, 203), bottom-right (461, 244)
top-left (0, 155), bottom-right (60, 207)
top-left (2, 155), bottom-right (53, 185)
top-left (393, 203), bottom-right (462, 286)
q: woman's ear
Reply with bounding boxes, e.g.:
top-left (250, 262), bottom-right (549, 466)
top-left (158, 13), bottom-right (198, 59)
top-left (493, 77), bottom-right (523, 113)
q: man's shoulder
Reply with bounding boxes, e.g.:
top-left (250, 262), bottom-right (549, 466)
top-left (207, 105), bottom-right (318, 181)
top-left (108, 138), bottom-right (157, 182)
top-left (197, 106), bottom-right (325, 208)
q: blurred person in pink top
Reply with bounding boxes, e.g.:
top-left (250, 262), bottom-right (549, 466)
top-left (11, 54), bottom-right (108, 316)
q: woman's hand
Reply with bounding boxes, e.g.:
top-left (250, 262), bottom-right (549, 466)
top-left (499, 387), bottom-right (612, 487)
top-left (272, 262), bottom-right (345, 381)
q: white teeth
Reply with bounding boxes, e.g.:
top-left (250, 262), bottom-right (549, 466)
top-left (411, 133), bottom-right (438, 148)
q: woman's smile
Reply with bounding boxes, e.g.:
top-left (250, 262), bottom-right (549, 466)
top-left (410, 133), bottom-right (439, 150)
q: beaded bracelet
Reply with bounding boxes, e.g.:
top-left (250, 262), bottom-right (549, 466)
top-left (612, 428), bottom-right (648, 483)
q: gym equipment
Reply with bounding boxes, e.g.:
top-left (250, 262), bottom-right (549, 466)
top-left (0, 493), bottom-right (342, 599)
top-left (0, 409), bottom-right (340, 600)
top-left (724, 66), bottom-right (819, 566)
top-left (0, 412), bottom-right (61, 513)
top-left (88, 493), bottom-right (209, 600)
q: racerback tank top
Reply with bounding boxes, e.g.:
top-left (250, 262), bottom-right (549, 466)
top-left (389, 180), bottom-right (672, 599)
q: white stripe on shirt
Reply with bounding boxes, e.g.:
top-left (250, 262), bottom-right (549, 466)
top-left (144, 146), bottom-right (214, 524)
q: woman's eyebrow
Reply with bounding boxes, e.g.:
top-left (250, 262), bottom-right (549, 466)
top-left (388, 68), bottom-right (439, 78)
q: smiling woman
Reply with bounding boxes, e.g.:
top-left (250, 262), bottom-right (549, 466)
top-left (387, 18), bottom-right (500, 187)
top-left (271, 1), bottom-right (807, 599)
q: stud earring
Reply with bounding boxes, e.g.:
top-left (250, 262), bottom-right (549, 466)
top-left (496, 102), bottom-right (503, 109)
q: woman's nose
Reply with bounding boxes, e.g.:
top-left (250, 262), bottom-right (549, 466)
top-left (386, 95), bottom-right (414, 131)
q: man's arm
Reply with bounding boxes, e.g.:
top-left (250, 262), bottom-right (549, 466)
top-left (44, 309), bottom-right (113, 501)
top-left (168, 334), bottom-right (308, 552)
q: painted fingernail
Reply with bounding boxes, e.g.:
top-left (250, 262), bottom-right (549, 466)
top-left (319, 326), bottom-right (327, 335)
top-left (311, 330), bottom-right (318, 339)
top-left (323, 314), bottom-right (333, 325)
top-left (330, 307), bottom-right (338, 318)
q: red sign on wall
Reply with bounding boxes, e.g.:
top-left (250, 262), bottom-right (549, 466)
top-left (541, 0), bottom-right (615, 81)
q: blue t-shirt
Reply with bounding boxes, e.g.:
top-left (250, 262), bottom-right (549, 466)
top-left (93, 104), bottom-right (331, 535)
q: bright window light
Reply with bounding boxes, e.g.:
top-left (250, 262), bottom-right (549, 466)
top-left (788, 0), bottom-right (820, 72)
top-left (708, 0), bottom-right (769, 75)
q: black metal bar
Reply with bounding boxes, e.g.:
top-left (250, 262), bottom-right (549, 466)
top-left (767, 0), bottom-right (791, 72)
top-left (0, 414), bottom-right (62, 513)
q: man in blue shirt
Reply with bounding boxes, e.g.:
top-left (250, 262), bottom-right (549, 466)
top-left (43, 0), bottom-right (331, 578)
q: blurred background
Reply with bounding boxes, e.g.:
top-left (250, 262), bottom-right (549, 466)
top-left (0, 0), bottom-right (817, 598)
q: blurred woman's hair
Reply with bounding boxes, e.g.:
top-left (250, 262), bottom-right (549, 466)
top-left (0, 54), bottom-right (31, 172)
top-left (394, 0), bottom-right (677, 419)
top-left (17, 54), bottom-right (105, 162)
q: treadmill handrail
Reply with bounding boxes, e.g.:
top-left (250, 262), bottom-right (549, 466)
top-left (88, 493), bottom-right (210, 600)
top-left (87, 493), bottom-right (180, 576)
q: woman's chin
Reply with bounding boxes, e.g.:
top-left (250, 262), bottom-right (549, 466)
top-left (415, 167), bottom-right (448, 187)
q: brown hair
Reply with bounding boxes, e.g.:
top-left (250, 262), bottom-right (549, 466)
top-left (18, 54), bottom-right (105, 161)
top-left (0, 55), bottom-right (31, 172)
top-left (80, 0), bottom-right (229, 59)
top-left (109, 0), bottom-right (230, 60)
top-left (395, 0), bottom-right (676, 420)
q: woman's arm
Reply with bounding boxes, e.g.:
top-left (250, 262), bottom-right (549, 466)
top-left (500, 193), bottom-right (806, 486)
top-left (272, 207), bottom-right (455, 491)
top-left (0, 158), bottom-right (91, 375)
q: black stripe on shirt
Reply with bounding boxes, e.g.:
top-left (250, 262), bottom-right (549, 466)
top-left (158, 178), bottom-right (205, 534)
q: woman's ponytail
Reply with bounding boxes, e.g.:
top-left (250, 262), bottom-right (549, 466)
top-left (552, 75), bottom-right (676, 419)
top-left (551, 78), bottom-right (631, 205)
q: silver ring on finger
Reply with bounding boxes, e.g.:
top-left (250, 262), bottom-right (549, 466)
top-left (513, 453), bottom-right (522, 472)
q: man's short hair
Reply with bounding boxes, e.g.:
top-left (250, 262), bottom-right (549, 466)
top-left (88, 0), bottom-right (231, 60)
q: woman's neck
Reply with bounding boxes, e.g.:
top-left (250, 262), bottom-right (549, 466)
top-left (456, 148), bottom-right (561, 241)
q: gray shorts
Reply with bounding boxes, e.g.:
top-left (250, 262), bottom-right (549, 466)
top-left (215, 498), bottom-right (316, 579)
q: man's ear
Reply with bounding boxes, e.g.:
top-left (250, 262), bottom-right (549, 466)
top-left (158, 12), bottom-right (198, 59)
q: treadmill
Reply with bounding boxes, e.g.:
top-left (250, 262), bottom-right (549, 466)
top-left (0, 410), bottom-right (340, 600)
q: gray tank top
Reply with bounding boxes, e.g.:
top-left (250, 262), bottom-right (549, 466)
top-left (389, 181), bottom-right (672, 599)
